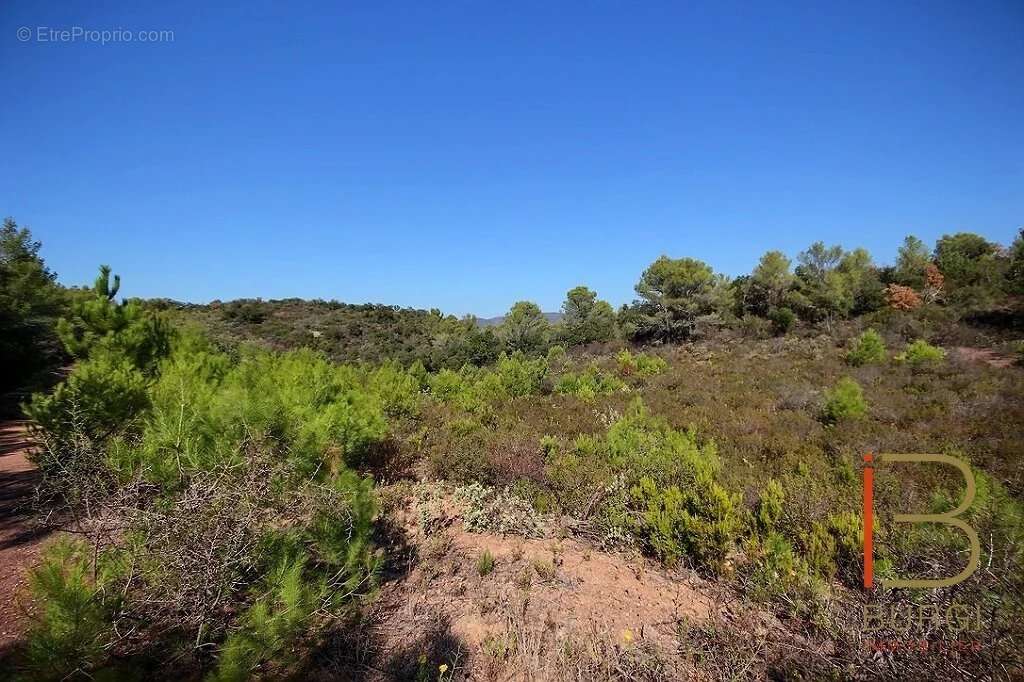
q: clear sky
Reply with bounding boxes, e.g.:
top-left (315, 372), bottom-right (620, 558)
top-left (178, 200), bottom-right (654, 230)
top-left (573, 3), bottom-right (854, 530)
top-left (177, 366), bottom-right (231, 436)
top-left (2, 1), bottom-right (1022, 316)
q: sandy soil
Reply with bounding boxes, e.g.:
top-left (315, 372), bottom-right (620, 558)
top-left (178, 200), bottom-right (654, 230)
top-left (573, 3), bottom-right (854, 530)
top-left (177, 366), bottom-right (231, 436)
top-left (320, 489), bottom-right (782, 680)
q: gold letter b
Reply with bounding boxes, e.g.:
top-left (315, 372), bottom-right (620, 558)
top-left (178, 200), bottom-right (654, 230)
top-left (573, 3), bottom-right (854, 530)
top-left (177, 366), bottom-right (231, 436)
top-left (879, 454), bottom-right (980, 589)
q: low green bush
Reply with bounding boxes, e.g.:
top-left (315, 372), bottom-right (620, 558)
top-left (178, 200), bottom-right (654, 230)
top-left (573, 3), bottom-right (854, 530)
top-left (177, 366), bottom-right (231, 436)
top-left (20, 539), bottom-right (119, 681)
top-left (827, 511), bottom-right (865, 586)
top-left (363, 361), bottom-right (422, 417)
top-left (555, 363), bottom-right (625, 401)
top-left (494, 351), bottom-right (548, 397)
top-left (750, 532), bottom-right (799, 591)
top-left (631, 475), bottom-right (742, 569)
top-left (545, 344), bottom-right (566, 365)
top-left (615, 350), bottom-right (668, 378)
top-left (745, 532), bottom-right (825, 614)
top-left (477, 549), bottom-right (495, 576)
top-left (821, 377), bottom-right (867, 423)
top-left (426, 352), bottom-right (548, 411)
top-left (428, 368), bottom-right (470, 403)
top-left (130, 346), bottom-right (390, 481)
top-left (208, 554), bottom-right (322, 682)
top-left (896, 338), bottom-right (945, 366)
top-left (845, 328), bottom-right (886, 366)
top-left (23, 325), bottom-right (385, 679)
top-left (767, 307), bottom-right (796, 335)
top-left (800, 520), bottom-right (837, 578)
top-left (756, 479), bottom-right (784, 532)
top-left (546, 399), bottom-right (741, 569)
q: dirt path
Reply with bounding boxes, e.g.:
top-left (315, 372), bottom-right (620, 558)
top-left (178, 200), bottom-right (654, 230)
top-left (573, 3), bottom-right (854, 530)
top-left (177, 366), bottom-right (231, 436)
top-left (0, 422), bottom-right (48, 650)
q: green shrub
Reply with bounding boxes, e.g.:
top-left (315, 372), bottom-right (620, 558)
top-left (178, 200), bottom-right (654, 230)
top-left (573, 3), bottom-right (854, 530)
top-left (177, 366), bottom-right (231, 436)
top-left (428, 368), bottom-right (470, 403)
top-left (544, 400), bottom-right (741, 568)
top-left (494, 351), bottom-right (548, 397)
top-left (767, 307), bottom-right (796, 335)
top-left (827, 512), bottom-right (864, 585)
top-left (845, 328), bottom-right (886, 366)
top-left (21, 539), bottom-right (118, 680)
top-left (539, 435), bottom-right (559, 457)
top-left (896, 338), bottom-right (946, 366)
top-left (477, 549), bottom-right (495, 576)
top-left (208, 554), bottom-right (323, 682)
top-left (408, 359), bottom-right (429, 390)
top-left (603, 399), bottom-right (719, 484)
top-left (821, 377), bottom-right (867, 423)
top-left (752, 532), bottom-right (799, 589)
top-left (555, 363), bottom-right (625, 401)
top-left (546, 344), bottom-right (566, 365)
top-left (747, 532), bottom-right (821, 610)
top-left (631, 476), bottom-right (741, 569)
top-left (130, 346), bottom-right (390, 482)
top-left (756, 479), bottom-right (784, 532)
top-left (302, 471), bottom-right (381, 594)
top-left (426, 353), bottom-right (547, 411)
top-left (25, 349), bottom-right (150, 445)
top-left (21, 320), bottom-right (386, 681)
top-left (364, 361), bottom-right (422, 417)
top-left (615, 349), bottom-right (668, 378)
top-left (614, 401), bottom-right (740, 567)
top-left (800, 521), bottom-right (837, 578)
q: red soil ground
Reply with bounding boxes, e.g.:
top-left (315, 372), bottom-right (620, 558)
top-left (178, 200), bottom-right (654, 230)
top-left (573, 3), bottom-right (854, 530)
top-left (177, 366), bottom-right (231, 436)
top-left (0, 422), bottom-right (49, 652)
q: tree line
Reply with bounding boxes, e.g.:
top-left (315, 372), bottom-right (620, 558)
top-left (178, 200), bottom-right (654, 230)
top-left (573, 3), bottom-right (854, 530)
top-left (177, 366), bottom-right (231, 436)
top-left (474, 229), bottom-right (1024, 353)
top-left (3, 216), bottom-right (1023, 399)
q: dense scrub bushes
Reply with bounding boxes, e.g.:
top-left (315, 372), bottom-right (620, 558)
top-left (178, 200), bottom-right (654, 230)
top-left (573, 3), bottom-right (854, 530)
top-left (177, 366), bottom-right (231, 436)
top-left (127, 344), bottom-right (395, 481)
top-left (26, 348), bottom-right (151, 442)
top-left (10, 247), bottom-right (1023, 679)
top-left (615, 350), bottom-right (667, 378)
top-left (544, 400), bottom-right (742, 569)
top-left (21, 344), bottom-right (388, 679)
top-left (427, 352), bottom-right (548, 414)
top-left (425, 350), bottom-right (668, 412)
top-left (555, 364), bottom-right (625, 400)
top-left (16, 273), bottom-right (389, 680)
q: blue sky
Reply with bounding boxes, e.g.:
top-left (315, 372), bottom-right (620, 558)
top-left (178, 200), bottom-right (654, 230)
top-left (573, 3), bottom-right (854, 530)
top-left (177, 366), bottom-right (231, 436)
top-left (2, 1), bottom-right (1022, 316)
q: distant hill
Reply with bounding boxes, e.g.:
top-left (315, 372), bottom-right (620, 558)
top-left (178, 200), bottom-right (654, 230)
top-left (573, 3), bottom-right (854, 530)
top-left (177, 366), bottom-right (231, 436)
top-left (157, 298), bottom-right (565, 370)
top-left (476, 312), bottom-right (563, 327)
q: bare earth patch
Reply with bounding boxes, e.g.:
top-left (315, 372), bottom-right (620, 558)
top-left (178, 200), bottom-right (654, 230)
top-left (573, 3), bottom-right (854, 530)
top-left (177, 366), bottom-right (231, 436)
top-left (317, 487), bottom-right (783, 680)
top-left (955, 346), bottom-right (1016, 369)
top-left (0, 422), bottom-right (49, 651)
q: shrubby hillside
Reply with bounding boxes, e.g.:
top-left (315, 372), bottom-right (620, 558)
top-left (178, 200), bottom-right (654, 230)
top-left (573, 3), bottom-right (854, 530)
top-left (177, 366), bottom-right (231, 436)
top-left (2, 218), bottom-right (1023, 680)
top-left (145, 230), bottom-right (1024, 375)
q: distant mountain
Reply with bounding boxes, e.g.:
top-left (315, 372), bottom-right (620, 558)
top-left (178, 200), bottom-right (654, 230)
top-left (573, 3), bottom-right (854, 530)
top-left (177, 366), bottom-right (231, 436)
top-left (476, 312), bottom-right (563, 327)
